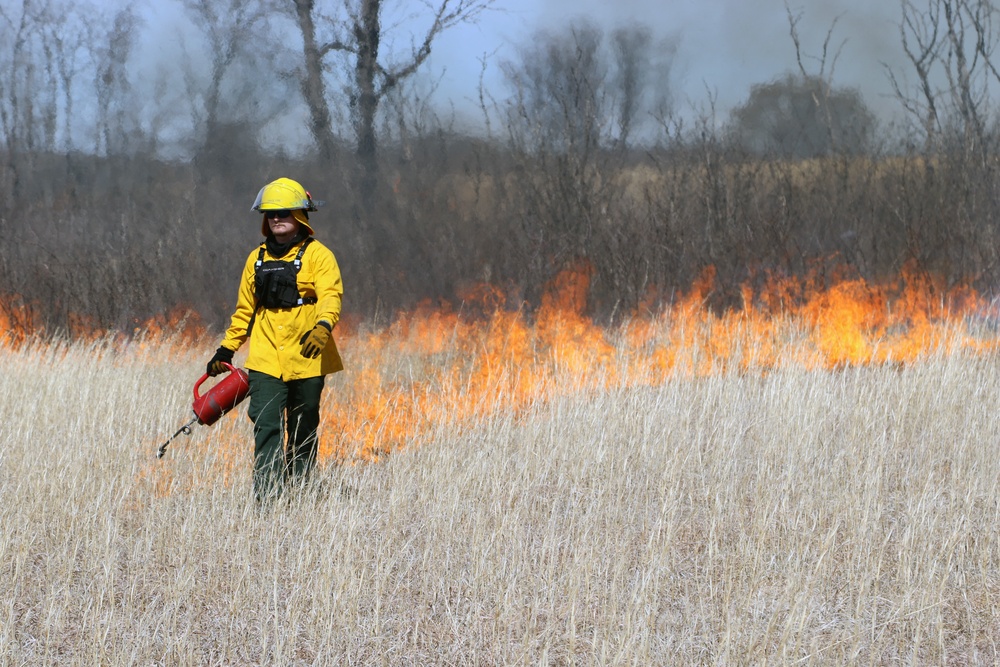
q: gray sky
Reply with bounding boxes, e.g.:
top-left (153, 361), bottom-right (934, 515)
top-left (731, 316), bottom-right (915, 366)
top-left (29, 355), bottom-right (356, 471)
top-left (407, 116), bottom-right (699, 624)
top-left (122, 0), bottom-right (914, 154)
top-left (429, 0), bottom-right (905, 126)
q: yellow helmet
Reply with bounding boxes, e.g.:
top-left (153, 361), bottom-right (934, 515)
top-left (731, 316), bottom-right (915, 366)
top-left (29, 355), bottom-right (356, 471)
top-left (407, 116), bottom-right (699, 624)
top-left (251, 177), bottom-right (322, 236)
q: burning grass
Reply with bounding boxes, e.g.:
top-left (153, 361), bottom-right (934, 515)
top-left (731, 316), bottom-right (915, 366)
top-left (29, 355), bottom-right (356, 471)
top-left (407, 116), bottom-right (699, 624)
top-left (2, 268), bottom-right (1000, 662)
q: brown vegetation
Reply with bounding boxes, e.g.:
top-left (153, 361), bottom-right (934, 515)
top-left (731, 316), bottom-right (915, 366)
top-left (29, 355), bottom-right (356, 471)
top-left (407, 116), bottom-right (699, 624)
top-left (3, 138), bottom-right (1000, 336)
top-left (4, 0), bottom-right (1000, 336)
top-left (2, 309), bottom-right (999, 662)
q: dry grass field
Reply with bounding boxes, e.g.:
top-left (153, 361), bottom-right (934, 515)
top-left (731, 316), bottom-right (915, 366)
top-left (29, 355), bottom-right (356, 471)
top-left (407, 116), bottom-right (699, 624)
top-left (3, 275), bottom-right (1000, 664)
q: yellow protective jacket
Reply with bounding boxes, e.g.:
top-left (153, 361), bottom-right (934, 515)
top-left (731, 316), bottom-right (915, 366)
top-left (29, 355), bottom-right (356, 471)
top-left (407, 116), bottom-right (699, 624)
top-left (220, 238), bottom-right (343, 380)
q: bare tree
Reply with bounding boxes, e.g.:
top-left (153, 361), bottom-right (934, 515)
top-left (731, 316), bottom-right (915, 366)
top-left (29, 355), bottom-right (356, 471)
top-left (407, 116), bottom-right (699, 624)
top-left (291, 0), bottom-right (339, 164)
top-left (290, 0), bottom-right (495, 209)
top-left (504, 21), bottom-right (607, 157)
top-left (93, 6), bottom-right (140, 156)
top-left (940, 0), bottom-right (998, 152)
top-left (0, 0), bottom-right (93, 195)
top-left (496, 18), bottom-right (676, 303)
top-left (610, 24), bottom-right (654, 148)
top-left (889, 0), bottom-right (1000, 155)
top-left (180, 0), bottom-right (281, 170)
top-left (46, 12), bottom-right (93, 154)
top-left (0, 0), bottom-right (65, 194)
top-left (181, 0), bottom-right (272, 135)
top-left (887, 0), bottom-right (943, 147)
top-left (0, 0), bottom-right (34, 197)
top-left (783, 4), bottom-right (854, 154)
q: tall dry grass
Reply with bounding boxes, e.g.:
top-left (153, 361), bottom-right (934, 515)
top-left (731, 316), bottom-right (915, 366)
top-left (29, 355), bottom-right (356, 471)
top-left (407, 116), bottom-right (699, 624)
top-left (2, 323), bottom-right (999, 664)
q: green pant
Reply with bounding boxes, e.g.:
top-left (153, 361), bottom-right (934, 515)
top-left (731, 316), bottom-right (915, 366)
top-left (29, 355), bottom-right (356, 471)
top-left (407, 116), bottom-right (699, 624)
top-left (246, 370), bottom-right (326, 502)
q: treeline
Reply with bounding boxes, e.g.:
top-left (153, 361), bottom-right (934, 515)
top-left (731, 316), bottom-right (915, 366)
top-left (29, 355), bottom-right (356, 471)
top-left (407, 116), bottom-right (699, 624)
top-left (3, 1), bottom-right (1000, 335)
top-left (4, 125), bottom-right (999, 333)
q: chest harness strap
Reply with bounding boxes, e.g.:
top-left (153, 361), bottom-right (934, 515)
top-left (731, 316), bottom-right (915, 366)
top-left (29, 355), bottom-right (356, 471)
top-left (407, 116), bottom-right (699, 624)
top-left (247, 237), bottom-right (316, 339)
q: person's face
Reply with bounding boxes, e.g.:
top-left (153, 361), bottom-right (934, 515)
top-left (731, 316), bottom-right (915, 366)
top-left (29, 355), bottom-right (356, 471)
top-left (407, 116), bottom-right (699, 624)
top-left (264, 209), bottom-right (300, 241)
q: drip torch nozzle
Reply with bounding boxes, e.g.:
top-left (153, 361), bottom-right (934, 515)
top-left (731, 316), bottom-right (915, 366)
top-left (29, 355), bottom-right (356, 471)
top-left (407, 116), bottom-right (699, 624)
top-left (157, 415), bottom-right (198, 459)
top-left (156, 364), bottom-right (250, 460)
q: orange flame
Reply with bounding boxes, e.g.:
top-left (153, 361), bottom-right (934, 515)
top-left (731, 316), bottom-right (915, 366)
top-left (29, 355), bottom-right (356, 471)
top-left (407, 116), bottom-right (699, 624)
top-left (132, 306), bottom-right (207, 348)
top-left (14, 261), bottom-right (1000, 481)
top-left (0, 299), bottom-right (206, 348)
top-left (304, 261), bottom-right (996, 463)
top-left (0, 294), bottom-right (40, 346)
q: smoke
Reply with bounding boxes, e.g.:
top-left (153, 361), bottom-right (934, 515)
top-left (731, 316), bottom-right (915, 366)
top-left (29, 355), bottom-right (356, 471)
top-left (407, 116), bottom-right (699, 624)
top-left (445, 0), bottom-right (908, 125)
top-left (102, 0), bottom-right (914, 152)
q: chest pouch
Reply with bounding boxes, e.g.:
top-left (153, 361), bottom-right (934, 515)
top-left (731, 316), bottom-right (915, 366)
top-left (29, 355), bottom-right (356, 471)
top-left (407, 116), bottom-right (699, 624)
top-left (253, 238), bottom-right (315, 309)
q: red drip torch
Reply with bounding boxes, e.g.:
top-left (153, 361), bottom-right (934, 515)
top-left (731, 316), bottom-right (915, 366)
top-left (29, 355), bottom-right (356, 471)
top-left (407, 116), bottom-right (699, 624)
top-left (157, 362), bottom-right (250, 459)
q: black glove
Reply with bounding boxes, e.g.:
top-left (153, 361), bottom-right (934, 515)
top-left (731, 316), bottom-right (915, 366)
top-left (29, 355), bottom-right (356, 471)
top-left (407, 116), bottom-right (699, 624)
top-left (206, 346), bottom-right (234, 376)
top-left (299, 321), bottom-right (332, 359)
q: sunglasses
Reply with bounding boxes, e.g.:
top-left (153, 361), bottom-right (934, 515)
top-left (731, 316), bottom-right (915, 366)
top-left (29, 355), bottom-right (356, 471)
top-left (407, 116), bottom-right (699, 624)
top-left (263, 209), bottom-right (293, 220)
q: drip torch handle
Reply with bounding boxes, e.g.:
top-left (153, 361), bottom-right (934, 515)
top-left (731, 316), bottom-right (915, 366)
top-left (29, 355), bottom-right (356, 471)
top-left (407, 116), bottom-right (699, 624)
top-left (193, 362), bottom-right (237, 401)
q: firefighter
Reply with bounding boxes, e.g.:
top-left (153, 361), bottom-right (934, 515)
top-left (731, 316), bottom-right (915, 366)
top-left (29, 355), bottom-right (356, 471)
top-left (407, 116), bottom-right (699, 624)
top-left (206, 177), bottom-right (343, 502)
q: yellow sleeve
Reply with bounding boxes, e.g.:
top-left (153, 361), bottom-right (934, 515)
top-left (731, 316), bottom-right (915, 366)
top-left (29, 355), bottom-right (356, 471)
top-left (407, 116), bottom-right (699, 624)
top-left (310, 243), bottom-right (343, 328)
top-left (220, 250), bottom-right (259, 351)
